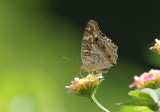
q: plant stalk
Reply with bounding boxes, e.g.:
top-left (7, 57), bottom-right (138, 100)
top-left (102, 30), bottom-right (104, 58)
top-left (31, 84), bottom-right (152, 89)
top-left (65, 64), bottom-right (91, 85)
top-left (91, 94), bottom-right (110, 112)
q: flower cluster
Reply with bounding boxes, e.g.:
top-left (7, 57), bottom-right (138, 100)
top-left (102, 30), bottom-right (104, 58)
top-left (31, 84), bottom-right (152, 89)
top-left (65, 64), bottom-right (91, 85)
top-left (65, 73), bottom-right (103, 97)
top-left (129, 69), bottom-right (160, 89)
top-left (150, 38), bottom-right (160, 54)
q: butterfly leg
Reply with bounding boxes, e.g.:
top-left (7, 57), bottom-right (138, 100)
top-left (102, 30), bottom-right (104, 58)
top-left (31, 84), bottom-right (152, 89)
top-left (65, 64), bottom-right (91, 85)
top-left (91, 67), bottom-right (94, 75)
top-left (76, 71), bottom-right (79, 77)
top-left (90, 65), bottom-right (95, 75)
top-left (91, 71), bottom-right (94, 75)
top-left (79, 68), bottom-right (83, 77)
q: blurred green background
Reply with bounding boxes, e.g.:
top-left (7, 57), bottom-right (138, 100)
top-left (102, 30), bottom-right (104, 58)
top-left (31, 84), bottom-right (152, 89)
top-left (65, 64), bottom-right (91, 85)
top-left (0, 0), bottom-right (160, 112)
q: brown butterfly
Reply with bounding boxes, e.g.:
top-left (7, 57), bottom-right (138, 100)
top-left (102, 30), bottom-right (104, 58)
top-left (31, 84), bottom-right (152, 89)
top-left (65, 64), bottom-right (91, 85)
top-left (80, 20), bottom-right (118, 73)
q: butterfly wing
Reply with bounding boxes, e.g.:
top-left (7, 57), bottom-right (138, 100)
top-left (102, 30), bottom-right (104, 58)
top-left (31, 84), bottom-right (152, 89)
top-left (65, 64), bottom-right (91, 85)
top-left (81, 20), bottom-right (118, 73)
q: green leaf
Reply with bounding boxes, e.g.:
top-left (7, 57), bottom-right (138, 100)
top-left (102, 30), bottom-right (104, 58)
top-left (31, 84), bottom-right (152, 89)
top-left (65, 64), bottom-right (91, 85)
top-left (134, 106), bottom-right (155, 112)
top-left (141, 88), bottom-right (158, 103)
top-left (118, 90), bottom-right (157, 110)
top-left (120, 106), bottom-right (154, 112)
top-left (155, 88), bottom-right (160, 101)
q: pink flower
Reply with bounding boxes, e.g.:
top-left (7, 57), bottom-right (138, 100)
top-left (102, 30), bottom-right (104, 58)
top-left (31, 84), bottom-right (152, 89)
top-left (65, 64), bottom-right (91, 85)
top-left (66, 73), bottom-right (103, 96)
top-left (158, 102), bottom-right (160, 107)
top-left (129, 69), bottom-right (160, 89)
top-left (150, 39), bottom-right (160, 54)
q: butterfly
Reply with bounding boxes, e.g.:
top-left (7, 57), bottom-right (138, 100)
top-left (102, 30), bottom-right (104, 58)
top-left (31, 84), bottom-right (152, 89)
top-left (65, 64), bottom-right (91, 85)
top-left (80, 20), bottom-right (118, 73)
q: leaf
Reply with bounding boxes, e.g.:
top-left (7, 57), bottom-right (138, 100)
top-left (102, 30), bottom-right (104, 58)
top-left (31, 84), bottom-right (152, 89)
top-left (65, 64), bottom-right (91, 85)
top-left (141, 88), bottom-right (158, 103)
top-left (120, 106), bottom-right (154, 112)
top-left (133, 106), bottom-right (155, 112)
top-left (155, 88), bottom-right (160, 101)
top-left (118, 90), bottom-right (157, 110)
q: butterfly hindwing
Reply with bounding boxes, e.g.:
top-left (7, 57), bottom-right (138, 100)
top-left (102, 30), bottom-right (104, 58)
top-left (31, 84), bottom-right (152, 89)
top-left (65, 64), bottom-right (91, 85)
top-left (81, 20), bottom-right (118, 73)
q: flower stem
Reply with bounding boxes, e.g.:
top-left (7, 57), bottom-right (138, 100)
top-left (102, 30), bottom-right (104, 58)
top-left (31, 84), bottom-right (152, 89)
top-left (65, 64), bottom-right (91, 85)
top-left (91, 95), bottom-right (110, 112)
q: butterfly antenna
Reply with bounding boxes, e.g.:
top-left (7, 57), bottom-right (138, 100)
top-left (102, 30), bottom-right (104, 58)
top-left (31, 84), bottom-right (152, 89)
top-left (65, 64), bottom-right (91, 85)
top-left (59, 56), bottom-right (80, 63)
